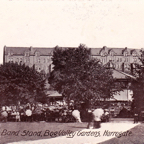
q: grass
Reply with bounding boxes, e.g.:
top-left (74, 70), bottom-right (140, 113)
top-left (1, 119), bottom-right (144, 144)
top-left (100, 123), bottom-right (144, 144)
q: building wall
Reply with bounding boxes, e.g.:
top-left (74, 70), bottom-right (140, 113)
top-left (3, 46), bottom-right (142, 73)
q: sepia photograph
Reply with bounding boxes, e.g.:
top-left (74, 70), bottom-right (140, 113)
top-left (0, 0), bottom-right (144, 143)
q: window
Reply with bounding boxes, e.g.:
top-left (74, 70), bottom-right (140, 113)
top-left (20, 58), bottom-right (23, 63)
top-left (8, 51), bottom-right (11, 56)
top-left (110, 51), bottom-right (114, 56)
top-left (26, 58), bottom-right (30, 63)
top-left (35, 66), bottom-right (38, 70)
top-left (134, 58), bottom-right (137, 62)
top-left (9, 58), bottom-right (13, 63)
top-left (101, 52), bottom-right (106, 57)
top-left (117, 64), bottom-right (119, 69)
top-left (44, 58), bottom-right (46, 63)
top-left (25, 52), bottom-right (29, 57)
top-left (47, 57), bottom-right (51, 63)
top-left (124, 52), bottom-right (128, 57)
top-left (132, 52), bottom-right (137, 57)
top-left (35, 52), bottom-right (40, 57)
top-left (37, 58), bottom-right (40, 63)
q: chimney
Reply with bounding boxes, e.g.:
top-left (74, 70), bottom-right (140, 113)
top-left (30, 46), bottom-right (33, 53)
top-left (103, 46), bottom-right (107, 50)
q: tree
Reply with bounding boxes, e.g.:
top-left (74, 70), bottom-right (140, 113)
top-left (49, 44), bottom-right (121, 108)
top-left (130, 50), bottom-right (144, 113)
top-left (0, 62), bottom-right (47, 106)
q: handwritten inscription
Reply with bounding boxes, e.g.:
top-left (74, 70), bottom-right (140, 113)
top-left (0, 129), bottom-right (132, 138)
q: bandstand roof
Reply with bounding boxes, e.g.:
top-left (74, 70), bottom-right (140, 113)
top-left (112, 69), bottom-right (137, 80)
top-left (47, 91), bottom-right (62, 97)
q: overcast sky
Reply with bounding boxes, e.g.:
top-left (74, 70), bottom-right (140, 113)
top-left (0, 0), bottom-right (144, 64)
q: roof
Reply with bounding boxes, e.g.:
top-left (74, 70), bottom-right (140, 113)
top-left (47, 91), bottom-right (62, 97)
top-left (110, 90), bottom-right (133, 101)
top-left (91, 47), bottom-right (141, 56)
top-left (4, 46), bottom-right (141, 56)
top-left (112, 69), bottom-right (137, 80)
top-left (4, 46), bottom-right (54, 56)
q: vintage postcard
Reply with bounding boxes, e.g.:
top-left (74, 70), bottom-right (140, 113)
top-left (0, 0), bottom-right (144, 143)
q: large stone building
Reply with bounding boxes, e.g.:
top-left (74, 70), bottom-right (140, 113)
top-left (3, 46), bottom-right (54, 73)
top-left (3, 46), bottom-right (142, 74)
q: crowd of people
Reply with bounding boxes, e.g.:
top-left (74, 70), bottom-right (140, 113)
top-left (0, 102), bottom-right (75, 123)
top-left (0, 102), bottom-right (111, 129)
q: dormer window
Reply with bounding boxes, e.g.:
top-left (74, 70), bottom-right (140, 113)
top-left (124, 52), bottom-right (128, 57)
top-left (8, 51), bottom-right (11, 56)
top-left (123, 47), bottom-right (128, 57)
top-left (35, 51), bottom-right (40, 57)
top-left (25, 52), bottom-right (29, 57)
top-left (8, 51), bottom-right (13, 56)
top-left (100, 47), bottom-right (107, 57)
top-left (132, 52), bottom-right (137, 57)
top-left (110, 52), bottom-right (114, 56)
top-left (101, 52), bottom-right (107, 57)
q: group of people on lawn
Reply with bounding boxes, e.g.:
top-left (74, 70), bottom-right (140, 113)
top-left (0, 101), bottom-right (111, 129)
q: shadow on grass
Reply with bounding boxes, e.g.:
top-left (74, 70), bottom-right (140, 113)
top-left (69, 126), bottom-right (86, 128)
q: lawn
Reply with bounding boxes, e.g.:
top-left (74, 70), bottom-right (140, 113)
top-left (0, 122), bottom-right (87, 144)
top-left (1, 120), bottom-right (143, 144)
top-left (101, 123), bottom-right (144, 144)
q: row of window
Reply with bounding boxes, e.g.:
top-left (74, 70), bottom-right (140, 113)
top-left (100, 52), bottom-right (137, 57)
top-left (8, 57), bottom-right (138, 65)
top-left (35, 65), bottom-right (52, 72)
top-left (36, 58), bottom-right (51, 63)
top-left (113, 63), bottom-right (131, 69)
top-left (8, 57), bottom-right (51, 63)
top-left (100, 57), bottom-right (138, 63)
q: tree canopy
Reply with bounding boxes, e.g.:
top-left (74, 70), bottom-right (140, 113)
top-left (0, 62), bottom-right (47, 105)
top-left (130, 52), bottom-right (144, 112)
top-left (49, 44), bottom-right (121, 108)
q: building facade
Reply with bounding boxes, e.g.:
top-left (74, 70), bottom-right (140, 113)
top-left (3, 46), bottom-right (54, 73)
top-left (3, 46), bottom-right (142, 73)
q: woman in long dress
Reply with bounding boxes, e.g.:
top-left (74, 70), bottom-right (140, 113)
top-left (92, 108), bottom-right (104, 128)
top-left (72, 109), bottom-right (82, 123)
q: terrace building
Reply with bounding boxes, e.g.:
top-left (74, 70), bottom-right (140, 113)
top-left (3, 46), bottom-right (142, 74)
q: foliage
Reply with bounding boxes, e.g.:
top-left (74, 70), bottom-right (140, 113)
top-left (49, 44), bottom-right (122, 108)
top-left (0, 62), bottom-right (47, 105)
top-left (130, 54), bottom-right (144, 112)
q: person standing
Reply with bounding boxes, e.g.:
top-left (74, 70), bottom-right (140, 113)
top-left (134, 107), bottom-right (138, 123)
top-left (92, 107), bottom-right (104, 128)
top-left (72, 109), bottom-right (82, 123)
top-left (87, 109), bottom-right (94, 129)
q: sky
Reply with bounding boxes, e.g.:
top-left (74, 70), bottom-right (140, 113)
top-left (0, 0), bottom-right (144, 64)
